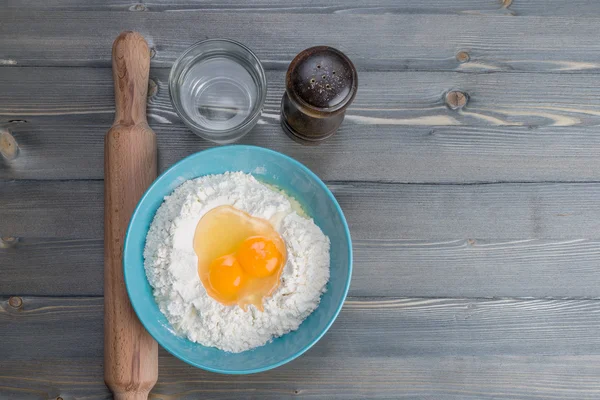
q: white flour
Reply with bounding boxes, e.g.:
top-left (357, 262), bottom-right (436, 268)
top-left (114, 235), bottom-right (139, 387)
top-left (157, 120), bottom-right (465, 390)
top-left (144, 172), bottom-right (330, 353)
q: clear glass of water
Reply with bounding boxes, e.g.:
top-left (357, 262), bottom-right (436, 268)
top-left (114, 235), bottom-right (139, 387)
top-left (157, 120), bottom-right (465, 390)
top-left (169, 39), bottom-right (267, 143)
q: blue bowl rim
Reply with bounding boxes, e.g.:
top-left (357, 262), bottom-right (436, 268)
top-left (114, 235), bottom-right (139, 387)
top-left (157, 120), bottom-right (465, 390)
top-left (123, 144), bottom-right (353, 374)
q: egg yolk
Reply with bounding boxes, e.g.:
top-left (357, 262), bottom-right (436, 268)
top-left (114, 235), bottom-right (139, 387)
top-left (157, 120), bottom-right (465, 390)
top-left (208, 255), bottom-right (245, 300)
top-left (193, 205), bottom-right (287, 311)
top-left (237, 236), bottom-right (283, 278)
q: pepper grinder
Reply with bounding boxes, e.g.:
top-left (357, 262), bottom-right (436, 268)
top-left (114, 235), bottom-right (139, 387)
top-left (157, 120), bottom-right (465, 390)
top-left (281, 46), bottom-right (358, 144)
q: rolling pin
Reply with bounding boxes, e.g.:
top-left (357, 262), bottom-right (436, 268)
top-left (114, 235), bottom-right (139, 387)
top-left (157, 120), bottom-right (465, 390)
top-left (104, 31), bottom-right (158, 399)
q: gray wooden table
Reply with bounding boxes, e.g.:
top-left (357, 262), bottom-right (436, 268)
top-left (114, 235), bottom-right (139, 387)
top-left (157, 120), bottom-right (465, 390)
top-left (3, 1), bottom-right (600, 399)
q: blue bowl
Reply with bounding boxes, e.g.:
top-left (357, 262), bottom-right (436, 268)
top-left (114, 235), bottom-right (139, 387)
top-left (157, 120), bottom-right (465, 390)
top-left (124, 145), bottom-right (352, 374)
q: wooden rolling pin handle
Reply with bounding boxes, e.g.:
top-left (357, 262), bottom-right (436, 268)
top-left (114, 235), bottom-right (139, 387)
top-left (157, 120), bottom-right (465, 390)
top-left (112, 30), bottom-right (150, 126)
top-left (104, 31), bottom-right (158, 399)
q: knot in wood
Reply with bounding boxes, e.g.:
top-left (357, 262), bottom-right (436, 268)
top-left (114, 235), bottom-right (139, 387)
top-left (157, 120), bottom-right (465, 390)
top-left (0, 129), bottom-right (19, 161)
top-left (130, 3), bottom-right (147, 11)
top-left (445, 91), bottom-right (468, 110)
top-left (1, 236), bottom-right (19, 248)
top-left (8, 296), bottom-right (23, 308)
top-left (456, 51), bottom-right (470, 63)
top-left (148, 79), bottom-right (158, 98)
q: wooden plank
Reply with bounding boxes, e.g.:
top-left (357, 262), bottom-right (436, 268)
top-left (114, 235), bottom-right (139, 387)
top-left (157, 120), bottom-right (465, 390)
top-left (2, 180), bottom-right (600, 240)
top-left (510, 1), bottom-right (600, 16)
top-left (3, 11), bottom-right (600, 72)
top-left (5, 117), bottom-right (600, 183)
top-left (2, 296), bottom-right (600, 399)
top-left (4, 0), bottom-right (514, 14)
top-left (4, 68), bottom-right (600, 183)
top-left (4, 356), bottom-right (600, 400)
top-left (352, 239), bottom-right (600, 297)
top-left (7, 0), bottom-right (600, 17)
top-left (5, 238), bottom-right (600, 298)
top-left (2, 238), bottom-right (104, 296)
top-left (6, 68), bottom-right (600, 128)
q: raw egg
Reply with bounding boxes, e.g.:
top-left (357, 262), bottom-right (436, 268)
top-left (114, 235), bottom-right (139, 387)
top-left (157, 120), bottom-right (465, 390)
top-left (193, 205), bottom-right (286, 311)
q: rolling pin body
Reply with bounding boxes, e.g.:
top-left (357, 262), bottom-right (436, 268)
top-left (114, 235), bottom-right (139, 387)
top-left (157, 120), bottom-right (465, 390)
top-left (104, 31), bottom-right (158, 399)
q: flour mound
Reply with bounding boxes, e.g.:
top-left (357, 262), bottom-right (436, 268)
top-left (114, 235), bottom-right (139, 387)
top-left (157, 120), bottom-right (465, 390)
top-left (144, 172), bottom-right (330, 352)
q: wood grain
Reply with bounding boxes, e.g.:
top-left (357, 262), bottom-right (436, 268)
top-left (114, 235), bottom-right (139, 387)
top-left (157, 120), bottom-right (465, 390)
top-left (6, 68), bottom-right (600, 128)
top-left (2, 180), bottom-right (600, 240)
top-left (5, 118), bottom-right (600, 183)
top-left (3, 356), bottom-right (600, 400)
top-left (3, 2), bottom-right (600, 398)
top-left (104, 31), bottom-right (158, 399)
top-left (8, 0), bottom-right (600, 17)
top-left (4, 11), bottom-right (600, 72)
top-left (5, 0), bottom-right (514, 14)
top-left (2, 296), bottom-right (600, 399)
top-left (4, 67), bottom-right (600, 183)
top-left (5, 295), bottom-right (600, 357)
top-left (5, 238), bottom-right (600, 298)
